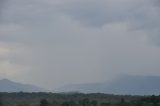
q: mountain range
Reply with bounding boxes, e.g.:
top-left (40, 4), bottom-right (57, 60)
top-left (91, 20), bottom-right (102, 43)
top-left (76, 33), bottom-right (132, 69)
top-left (55, 75), bottom-right (160, 95)
top-left (0, 79), bottom-right (47, 92)
top-left (1, 75), bottom-right (160, 95)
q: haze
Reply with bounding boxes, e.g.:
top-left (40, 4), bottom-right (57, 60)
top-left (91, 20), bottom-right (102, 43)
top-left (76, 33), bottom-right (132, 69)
top-left (0, 0), bottom-right (160, 90)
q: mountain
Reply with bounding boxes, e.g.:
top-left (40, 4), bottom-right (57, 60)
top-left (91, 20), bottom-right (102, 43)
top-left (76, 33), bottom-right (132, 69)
top-left (0, 79), bottom-right (47, 92)
top-left (55, 75), bottom-right (160, 95)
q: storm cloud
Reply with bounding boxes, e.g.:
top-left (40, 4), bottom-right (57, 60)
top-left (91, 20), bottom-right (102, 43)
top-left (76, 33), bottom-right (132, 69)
top-left (58, 0), bottom-right (160, 45)
top-left (0, 0), bottom-right (160, 89)
top-left (0, 0), bottom-right (6, 19)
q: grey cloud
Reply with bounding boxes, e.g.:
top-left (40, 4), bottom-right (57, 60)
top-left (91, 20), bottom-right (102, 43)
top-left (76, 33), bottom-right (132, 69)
top-left (130, 1), bottom-right (160, 46)
top-left (0, 5), bottom-right (84, 49)
top-left (58, 0), bottom-right (133, 27)
top-left (147, 29), bottom-right (160, 46)
top-left (58, 0), bottom-right (160, 45)
top-left (0, 0), bottom-right (6, 19)
top-left (154, 0), bottom-right (160, 6)
top-left (1, 0), bottom-right (160, 89)
top-left (57, 0), bottom-right (155, 27)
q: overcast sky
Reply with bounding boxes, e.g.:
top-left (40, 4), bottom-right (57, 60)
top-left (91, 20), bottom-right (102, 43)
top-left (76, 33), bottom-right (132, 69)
top-left (0, 0), bottom-right (160, 90)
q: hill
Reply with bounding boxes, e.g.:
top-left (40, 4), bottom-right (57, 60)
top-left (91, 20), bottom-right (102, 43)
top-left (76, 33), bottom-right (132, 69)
top-left (0, 79), bottom-right (47, 92)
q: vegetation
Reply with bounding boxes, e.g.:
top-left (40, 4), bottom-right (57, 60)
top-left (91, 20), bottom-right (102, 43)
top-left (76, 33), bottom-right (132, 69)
top-left (0, 92), bottom-right (160, 106)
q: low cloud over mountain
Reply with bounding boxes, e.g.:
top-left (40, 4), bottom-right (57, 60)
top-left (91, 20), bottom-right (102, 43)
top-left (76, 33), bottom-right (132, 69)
top-left (56, 75), bottom-right (160, 95)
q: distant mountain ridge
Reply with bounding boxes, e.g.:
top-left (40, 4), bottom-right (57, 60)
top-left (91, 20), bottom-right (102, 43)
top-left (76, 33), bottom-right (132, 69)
top-left (1, 75), bottom-right (160, 95)
top-left (0, 79), bottom-right (47, 92)
top-left (55, 75), bottom-right (160, 95)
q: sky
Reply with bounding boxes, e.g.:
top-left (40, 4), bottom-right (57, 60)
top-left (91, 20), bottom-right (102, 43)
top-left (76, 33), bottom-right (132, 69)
top-left (0, 0), bottom-right (160, 90)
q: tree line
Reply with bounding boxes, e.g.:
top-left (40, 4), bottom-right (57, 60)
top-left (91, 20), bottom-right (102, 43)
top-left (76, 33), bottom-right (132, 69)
top-left (0, 93), bottom-right (160, 106)
top-left (38, 95), bottom-right (160, 106)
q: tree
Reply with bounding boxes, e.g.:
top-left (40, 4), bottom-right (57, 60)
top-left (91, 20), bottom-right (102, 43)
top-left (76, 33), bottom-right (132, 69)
top-left (68, 101), bottom-right (78, 106)
top-left (0, 100), bottom-right (2, 106)
top-left (61, 101), bottom-right (77, 106)
top-left (91, 100), bottom-right (98, 106)
top-left (119, 98), bottom-right (127, 106)
top-left (100, 102), bottom-right (109, 106)
top-left (0, 94), bottom-right (3, 106)
top-left (51, 100), bottom-right (59, 106)
top-left (82, 98), bottom-right (91, 106)
top-left (39, 99), bottom-right (49, 106)
top-left (61, 102), bottom-right (70, 106)
top-left (149, 95), bottom-right (158, 106)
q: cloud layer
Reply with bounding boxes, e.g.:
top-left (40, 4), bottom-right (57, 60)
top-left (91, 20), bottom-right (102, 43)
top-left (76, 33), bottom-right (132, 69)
top-left (0, 0), bottom-right (160, 89)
